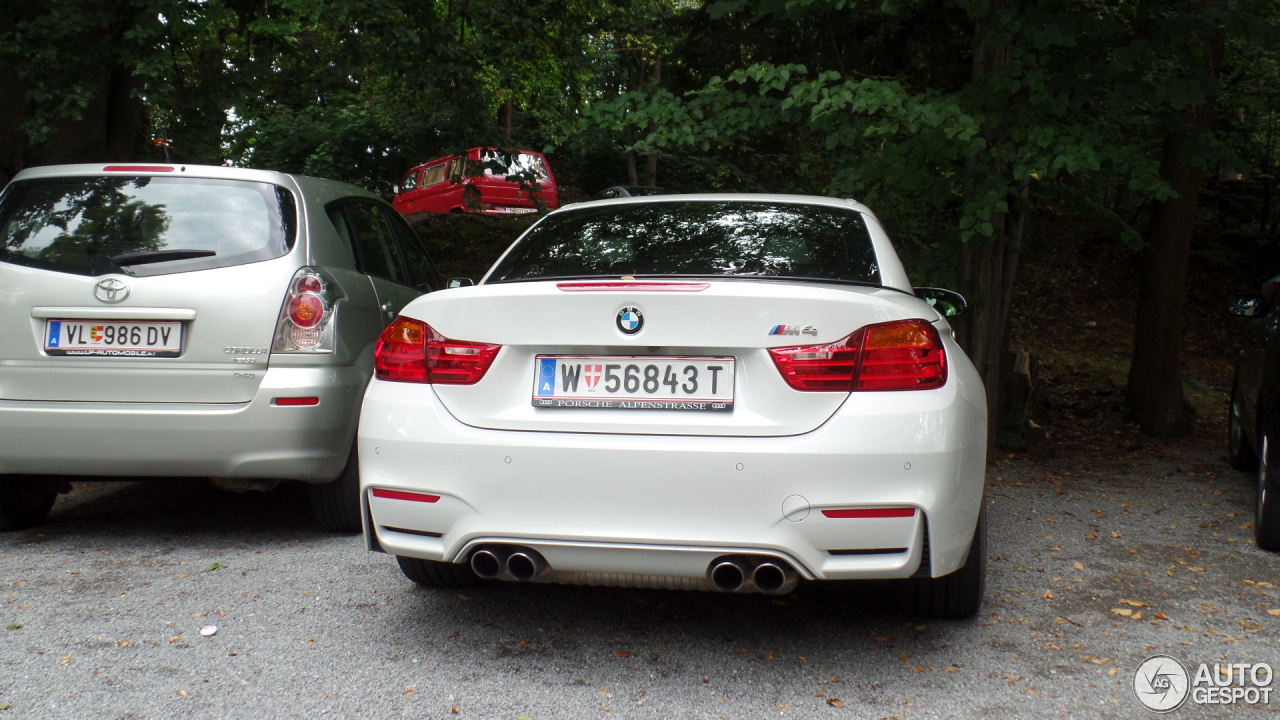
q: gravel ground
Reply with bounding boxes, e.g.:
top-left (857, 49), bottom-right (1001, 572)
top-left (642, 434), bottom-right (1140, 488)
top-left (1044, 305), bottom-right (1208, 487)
top-left (2, 442), bottom-right (1278, 719)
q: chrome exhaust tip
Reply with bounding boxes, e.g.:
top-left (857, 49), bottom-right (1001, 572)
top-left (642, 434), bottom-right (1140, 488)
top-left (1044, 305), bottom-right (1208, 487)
top-left (506, 550), bottom-right (546, 581)
top-left (710, 560), bottom-right (747, 592)
top-left (470, 548), bottom-right (506, 579)
top-left (752, 561), bottom-right (797, 595)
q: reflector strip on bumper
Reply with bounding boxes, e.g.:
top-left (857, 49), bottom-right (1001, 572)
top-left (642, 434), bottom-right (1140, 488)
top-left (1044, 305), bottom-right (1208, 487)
top-left (371, 488), bottom-right (440, 503)
top-left (821, 507), bottom-right (917, 519)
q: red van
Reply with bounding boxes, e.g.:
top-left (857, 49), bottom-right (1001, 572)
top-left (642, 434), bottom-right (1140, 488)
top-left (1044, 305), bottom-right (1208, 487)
top-left (393, 148), bottom-right (559, 216)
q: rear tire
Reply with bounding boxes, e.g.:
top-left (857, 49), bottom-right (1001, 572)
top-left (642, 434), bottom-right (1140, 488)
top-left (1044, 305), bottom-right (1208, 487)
top-left (396, 555), bottom-right (484, 589)
top-left (1229, 381), bottom-right (1258, 471)
top-left (307, 442), bottom-right (361, 533)
top-left (902, 505), bottom-right (986, 618)
top-left (1256, 433), bottom-right (1280, 551)
top-left (0, 476), bottom-right (59, 531)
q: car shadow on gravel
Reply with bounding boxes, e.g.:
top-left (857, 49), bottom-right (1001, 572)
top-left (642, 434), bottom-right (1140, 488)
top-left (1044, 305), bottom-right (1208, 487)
top-left (32, 479), bottom-right (324, 540)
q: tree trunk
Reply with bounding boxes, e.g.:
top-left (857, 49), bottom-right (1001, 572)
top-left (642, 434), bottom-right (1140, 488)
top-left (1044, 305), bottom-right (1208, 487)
top-left (0, 6), bottom-right (146, 184)
top-left (642, 59), bottom-right (661, 186)
top-left (954, 0), bottom-right (1024, 453)
top-left (1127, 3), bottom-right (1225, 437)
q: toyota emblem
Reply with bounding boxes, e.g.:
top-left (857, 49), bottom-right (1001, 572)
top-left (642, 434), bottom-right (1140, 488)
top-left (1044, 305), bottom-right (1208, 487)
top-left (94, 278), bottom-right (130, 304)
top-left (616, 306), bottom-right (643, 335)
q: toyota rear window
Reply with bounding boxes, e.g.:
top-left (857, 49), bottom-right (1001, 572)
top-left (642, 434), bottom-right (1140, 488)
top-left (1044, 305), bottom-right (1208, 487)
top-left (485, 200), bottom-right (880, 285)
top-left (0, 175), bottom-right (296, 277)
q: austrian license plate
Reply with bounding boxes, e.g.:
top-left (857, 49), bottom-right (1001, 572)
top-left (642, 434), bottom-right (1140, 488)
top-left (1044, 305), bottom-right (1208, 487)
top-left (44, 320), bottom-right (182, 358)
top-left (532, 355), bottom-right (734, 411)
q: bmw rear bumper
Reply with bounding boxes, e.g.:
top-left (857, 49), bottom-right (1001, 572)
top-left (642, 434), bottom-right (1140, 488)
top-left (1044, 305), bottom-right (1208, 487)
top-left (359, 380), bottom-right (987, 581)
top-left (0, 366), bottom-right (368, 481)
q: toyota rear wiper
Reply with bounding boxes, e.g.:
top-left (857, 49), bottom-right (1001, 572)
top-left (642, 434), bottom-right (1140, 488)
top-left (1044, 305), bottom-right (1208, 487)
top-left (109, 248), bottom-right (217, 266)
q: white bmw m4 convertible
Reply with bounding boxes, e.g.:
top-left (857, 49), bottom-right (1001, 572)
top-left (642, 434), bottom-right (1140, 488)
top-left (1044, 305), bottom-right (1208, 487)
top-left (358, 194), bottom-right (988, 618)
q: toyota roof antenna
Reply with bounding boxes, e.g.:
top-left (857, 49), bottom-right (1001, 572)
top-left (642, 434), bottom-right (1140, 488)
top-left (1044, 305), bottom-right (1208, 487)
top-left (151, 137), bottom-right (174, 163)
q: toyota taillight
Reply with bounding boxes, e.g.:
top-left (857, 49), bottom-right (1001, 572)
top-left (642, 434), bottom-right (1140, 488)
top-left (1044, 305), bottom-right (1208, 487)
top-left (272, 267), bottom-right (345, 353)
top-left (769, 319), bottom-right (947, 392)
top-left (375, 318), bottom-right (500, 384)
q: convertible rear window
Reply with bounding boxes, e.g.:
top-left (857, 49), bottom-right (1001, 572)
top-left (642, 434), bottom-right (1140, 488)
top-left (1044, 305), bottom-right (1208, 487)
top-left (485, 200), bottom-right (880, 285)
top-left (0, 175), bottom-right (296, 277)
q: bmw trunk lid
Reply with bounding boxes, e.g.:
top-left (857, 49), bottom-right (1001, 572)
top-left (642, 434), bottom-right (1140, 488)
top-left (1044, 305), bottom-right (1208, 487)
top-left (416, 280), bottom-right (944, 437)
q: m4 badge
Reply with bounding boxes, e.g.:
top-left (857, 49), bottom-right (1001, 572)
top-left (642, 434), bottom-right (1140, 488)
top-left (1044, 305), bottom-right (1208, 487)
top-left (768, 325), bottom-right (819, 337)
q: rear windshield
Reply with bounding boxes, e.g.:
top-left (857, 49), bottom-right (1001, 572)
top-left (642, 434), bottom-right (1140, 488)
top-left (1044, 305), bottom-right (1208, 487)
top-left (485, 200), bottom-right (880, 285)
top-left (0, 175), bottom-right (296, 277)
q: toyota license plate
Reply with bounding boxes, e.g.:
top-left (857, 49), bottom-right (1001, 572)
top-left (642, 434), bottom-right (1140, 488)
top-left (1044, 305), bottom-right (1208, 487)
top-left (532, 355), bottom-right (734, 411)
top-left (44, 320), bottom-right (182, 358)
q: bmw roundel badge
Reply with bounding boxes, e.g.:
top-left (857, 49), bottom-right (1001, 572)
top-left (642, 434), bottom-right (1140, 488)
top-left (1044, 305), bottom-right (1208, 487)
top-left (616, 306), bottom-right (644, 335)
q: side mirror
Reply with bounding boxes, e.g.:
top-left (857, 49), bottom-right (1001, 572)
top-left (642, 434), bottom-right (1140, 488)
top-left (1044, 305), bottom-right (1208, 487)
top-left (1228, 293), bottom-right (1265, 317)
top-left (915, 287), bottom-right (968, 318)
top-left (447, 277), bottom-right (474, 289)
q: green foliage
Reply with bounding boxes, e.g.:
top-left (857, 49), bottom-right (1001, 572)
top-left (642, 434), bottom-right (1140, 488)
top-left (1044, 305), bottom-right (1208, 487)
top-left (409, 214), bottom-right (537, 282)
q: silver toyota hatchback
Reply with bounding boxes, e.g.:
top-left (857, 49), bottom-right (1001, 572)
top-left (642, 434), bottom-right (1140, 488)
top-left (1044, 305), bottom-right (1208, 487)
top-left (0, 163), bottom-right (441, 532)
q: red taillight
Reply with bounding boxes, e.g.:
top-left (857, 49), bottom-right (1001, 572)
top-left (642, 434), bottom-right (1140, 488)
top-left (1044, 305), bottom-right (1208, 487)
top-left (288, 293), bottom-right (324, 328)
top-left (374, 318), bottom-right (500, 384)
top-left (769, 319), bottom-right (947, 392)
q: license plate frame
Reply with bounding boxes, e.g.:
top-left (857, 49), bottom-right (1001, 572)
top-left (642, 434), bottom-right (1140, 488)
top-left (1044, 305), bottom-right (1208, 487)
top-left (532, 355), bottom-right (734, 411)
top-left (44, 319), bottom-right (183, 358)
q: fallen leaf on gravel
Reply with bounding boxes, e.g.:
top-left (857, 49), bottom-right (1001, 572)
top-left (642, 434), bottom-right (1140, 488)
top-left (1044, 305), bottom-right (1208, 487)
top-left (403, 689), bottom-right (414, 695)
top-left (1108, 667), bottom-right (1118, 676)
top-left (1267, 609), bottom-right (1280, 617)
top-left (169, 636), bottom-right (183, 643)
top-left (1111, 608), bottom-right (1133, 617)
top-left (826, 698), bottom-right (846, 708)
top-left (1188, 567), bottom-right (1206, 573)
top-left (177, 690), bottom-right (187, 697)
top-left (1043, 590), bottom-right (1055, 599)
top-left (1073, 561), bottom-right (1086, 570)
top-left (874, 636), bottom-right (891, 643)
top-left (1110, 531), bottom-right (1122, 538)
top-left (1043, 642), bottom-right (1061, 650)
top-left (451, 706), bottom-right (459, 714)
top-left (615, 651), bottom-right (629, 658)
top-left (1132, 612), bottom-right (1143, 621)
top-left (1120, 599), bottom-right (1147, 607)
top-left (59, 653), bottom-right (72, 664)
top-left (1155, 612), bottom-right (1169, 620)
top-left (1258, 582), bottom-right (1275, 588)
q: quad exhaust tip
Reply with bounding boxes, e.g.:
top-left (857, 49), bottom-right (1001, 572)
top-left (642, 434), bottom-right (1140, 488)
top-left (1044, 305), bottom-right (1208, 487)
top-left (470, 548), bottom-right (507, 579)
top-left (506, 551), bottom-right (546, 581)
top-left (710, 557), bottom-right (798, 595)
top-left (469, 546), bottom-right (549, 581)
